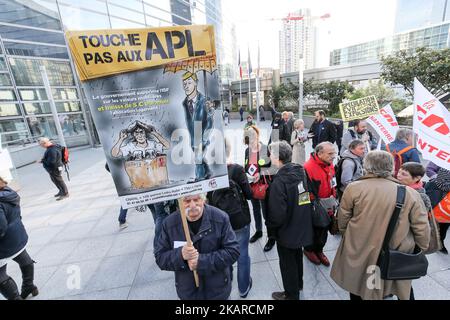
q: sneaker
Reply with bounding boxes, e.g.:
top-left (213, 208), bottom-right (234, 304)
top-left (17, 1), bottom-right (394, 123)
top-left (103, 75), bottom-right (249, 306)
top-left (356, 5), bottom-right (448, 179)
top-left (56, 194), bottom-right (69, 201)
top-left (263, 238), bottom-right (276, 252)
top-left (272, 291), bottom-right (290, 300)
top-left (119, 222), bottom-right (129, 230)
top-left (440, 246), bottom-right (448, 255)
top-left (317, 252), bottom-right (330, 267)
top-left (304, 251), bottom-right (321, 265)
top-left (249, 231), bottom-right (263, 243)
top-left (240, 277), bottom-right (252, 298)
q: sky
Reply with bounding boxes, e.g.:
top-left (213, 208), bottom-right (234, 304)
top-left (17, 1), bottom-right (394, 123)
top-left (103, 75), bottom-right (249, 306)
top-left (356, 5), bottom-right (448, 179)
top-left (222, 0), bottom-right (398, 69)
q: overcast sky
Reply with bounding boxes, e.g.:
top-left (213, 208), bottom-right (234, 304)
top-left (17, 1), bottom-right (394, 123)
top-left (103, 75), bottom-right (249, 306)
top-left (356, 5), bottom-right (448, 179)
top-left (222, 0), bottom-right (398, 69)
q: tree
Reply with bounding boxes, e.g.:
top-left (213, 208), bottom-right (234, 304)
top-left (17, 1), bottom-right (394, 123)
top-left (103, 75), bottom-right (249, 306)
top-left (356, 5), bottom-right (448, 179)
top-left (314, 80), bottom-right (354, 115)
top-left (381, 47), bottom-right (450, 97)
top-left (347, 79), bottom-right (396, 106)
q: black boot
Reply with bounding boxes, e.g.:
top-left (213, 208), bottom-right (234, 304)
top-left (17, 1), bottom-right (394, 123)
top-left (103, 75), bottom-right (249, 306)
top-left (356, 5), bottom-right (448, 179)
top-left (0, 277), bottom-right (22, 300)
top-left (20, 263), bottom-right (39, 299)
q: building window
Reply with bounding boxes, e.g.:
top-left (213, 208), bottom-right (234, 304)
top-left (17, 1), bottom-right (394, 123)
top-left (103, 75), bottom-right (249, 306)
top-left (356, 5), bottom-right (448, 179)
top-left (0, 89), bottom-right (16, 101)
top-left (23, 102), bottom-right (52, 115)
top-left (19, 88), bottom-right (48, 101)
top-left (0, 25), bottom-right (66, 45)
top-left (60, 113), bottom-right (87, 137)
top-left (52, 88), bottom-right (78, 100)
top-left (0, 0), bottom-right (62, 30)
top-left (27, 115), bottom-right (57, 138)
top-left (55, 101), bottom-right (81, 113)
top-left (0, 73), bottom-right (12, 86)
top-left (4, 42), bottom-right (69, 59)
top-left (0, 118), bottom-right (28, 145)
top-left (0, 103), bottom-right (21, 117)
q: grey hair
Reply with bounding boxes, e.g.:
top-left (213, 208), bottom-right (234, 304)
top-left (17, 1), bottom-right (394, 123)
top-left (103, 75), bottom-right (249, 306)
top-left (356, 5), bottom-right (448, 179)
top-left (315, 141), bottom-right (334, 154)
top-left (183, 193), bottom-right (207, 201)
top-left (294, 119), bottom-right (304, 129)
top-left (349, 139), bottom-right (365, 150)
top-left (363, 150), bottom-right (394, 178)
top-left (38, 137), bottom-right (50, 144)
top-left (395, 128), bottom-right (414, 142)
top-left (269, 140), bottom-right (292, 164)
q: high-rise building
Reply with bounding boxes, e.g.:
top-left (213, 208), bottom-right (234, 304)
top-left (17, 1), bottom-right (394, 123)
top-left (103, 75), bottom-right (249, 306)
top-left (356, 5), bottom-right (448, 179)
top-left (279, 9), bottom-right (315, 73)
top-left (0, 0), bottom-right (235, 150)
top-left (394, 0), bottom-right (450, 33)
top-left (330, 22), bottom-right (450, 66)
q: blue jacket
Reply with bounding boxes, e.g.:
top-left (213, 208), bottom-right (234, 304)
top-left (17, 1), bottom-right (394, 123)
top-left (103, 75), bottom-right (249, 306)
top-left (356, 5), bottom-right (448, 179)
top-left (183, 92), bottom-right (214, 151)
top-left (0, 187), bottom-right (28, 259)
top-left (385, 139), bottom-right (421, 163)
top-left (154, 205), bottom-right (239, 300)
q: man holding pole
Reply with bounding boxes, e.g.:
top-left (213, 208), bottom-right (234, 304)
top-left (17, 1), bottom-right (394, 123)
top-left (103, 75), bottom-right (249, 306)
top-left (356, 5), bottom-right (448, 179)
top-left (154, 194), bottom-right (240, 300)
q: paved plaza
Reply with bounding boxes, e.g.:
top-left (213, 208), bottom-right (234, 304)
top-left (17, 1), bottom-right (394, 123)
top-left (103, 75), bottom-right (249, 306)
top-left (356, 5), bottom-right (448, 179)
top-left (2, 120), bottom-right (450, 300)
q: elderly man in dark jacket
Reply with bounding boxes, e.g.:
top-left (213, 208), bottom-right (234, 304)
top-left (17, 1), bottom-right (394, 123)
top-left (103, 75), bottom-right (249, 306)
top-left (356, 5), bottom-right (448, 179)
top-left (0, 177), bottom-right (38, 300)
top-left (266, 141), bottom-right (314, 300)
top-left (155, 194), bottom-right (239, 300)
top-left (38, 137), bottom-right (68, 200)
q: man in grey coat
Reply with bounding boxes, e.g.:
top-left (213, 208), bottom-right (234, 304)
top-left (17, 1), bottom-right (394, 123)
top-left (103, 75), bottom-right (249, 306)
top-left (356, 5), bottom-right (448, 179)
top-left (339, 140), bottom-right (365, 194)
top-left (340, 119), bottom-right (377, 156)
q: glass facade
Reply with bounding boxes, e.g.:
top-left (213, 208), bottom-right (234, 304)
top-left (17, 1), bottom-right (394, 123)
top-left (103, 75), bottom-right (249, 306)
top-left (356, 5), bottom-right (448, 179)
top-left (0, 0), bottom-right (236, 148)
top-left (331, 22), bottom-right (450, 66)
top-left (394, 0), bottom-right (449, 33)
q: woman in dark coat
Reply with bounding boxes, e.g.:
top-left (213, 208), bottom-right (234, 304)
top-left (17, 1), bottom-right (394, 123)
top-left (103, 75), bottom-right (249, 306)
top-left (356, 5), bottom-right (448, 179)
top-left (0, 177), bottom-right (38, 300)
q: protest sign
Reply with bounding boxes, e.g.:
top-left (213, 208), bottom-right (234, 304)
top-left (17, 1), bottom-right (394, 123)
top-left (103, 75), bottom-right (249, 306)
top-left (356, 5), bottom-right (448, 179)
top-left (413, 78), bottom-right (450, 170)
top-left (339, 95), bottom-right (380, 122)
top-left (67, 25), bottom-right (228, 209)
top-left (366, 103), bottom-right (399, 144)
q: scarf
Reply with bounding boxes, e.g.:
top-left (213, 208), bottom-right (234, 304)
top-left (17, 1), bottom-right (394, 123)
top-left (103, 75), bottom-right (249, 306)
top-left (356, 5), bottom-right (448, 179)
top-left (435, 168), bottom-right (450, 192)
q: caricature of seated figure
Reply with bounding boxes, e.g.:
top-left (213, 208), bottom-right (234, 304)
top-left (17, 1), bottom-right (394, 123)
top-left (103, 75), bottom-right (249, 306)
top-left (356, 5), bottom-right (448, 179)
top-left (111, 120), bottom-right (170, 188)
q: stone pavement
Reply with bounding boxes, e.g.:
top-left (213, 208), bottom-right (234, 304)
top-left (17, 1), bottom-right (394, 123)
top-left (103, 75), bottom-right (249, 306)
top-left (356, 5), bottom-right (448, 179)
top-left (2, 120), bottom-right (450, 300)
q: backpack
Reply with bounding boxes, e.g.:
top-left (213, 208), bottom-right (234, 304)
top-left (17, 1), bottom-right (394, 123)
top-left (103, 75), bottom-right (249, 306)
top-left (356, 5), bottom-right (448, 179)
top-left (386, 144), bottom-right (413, 178)
top-left (335, 156), bottom-right (358, 200)
top-left (208, 178), bottom-right (249, 230)
top-left (57, 144), bottom-right (70, 181)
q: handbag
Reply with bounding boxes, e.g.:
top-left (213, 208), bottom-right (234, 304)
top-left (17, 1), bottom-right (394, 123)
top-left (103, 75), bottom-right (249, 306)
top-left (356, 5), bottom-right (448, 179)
top-left (304, 173), bottom-right (331, 229)
top-left (377, 185), bottom-right (429, 280)
top-left (251, 174), bottom-right (269, 200)
top-left (329, 212), bottom-right (340, 235)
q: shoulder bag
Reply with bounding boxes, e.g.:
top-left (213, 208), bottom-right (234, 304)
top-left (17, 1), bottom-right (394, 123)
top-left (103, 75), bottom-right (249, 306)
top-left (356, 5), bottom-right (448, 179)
top-left (377, 185), bottom-right (428, 280)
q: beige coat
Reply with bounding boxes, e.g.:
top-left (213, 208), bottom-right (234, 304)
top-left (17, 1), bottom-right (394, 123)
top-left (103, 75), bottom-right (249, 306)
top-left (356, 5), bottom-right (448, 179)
top-left (330, 175), bottom-right (430, 300)
top-left (290, 130), bottom-right (306, 165)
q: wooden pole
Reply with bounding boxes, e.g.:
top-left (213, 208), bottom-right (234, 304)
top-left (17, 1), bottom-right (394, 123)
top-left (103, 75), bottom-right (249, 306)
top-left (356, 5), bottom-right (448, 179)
top-left (177, 198), bottom-right (200, 287)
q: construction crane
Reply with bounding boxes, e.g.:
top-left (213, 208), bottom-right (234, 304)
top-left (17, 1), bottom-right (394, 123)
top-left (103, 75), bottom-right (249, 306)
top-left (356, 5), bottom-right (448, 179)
top-left (269, 12), bottom-right (330, 22)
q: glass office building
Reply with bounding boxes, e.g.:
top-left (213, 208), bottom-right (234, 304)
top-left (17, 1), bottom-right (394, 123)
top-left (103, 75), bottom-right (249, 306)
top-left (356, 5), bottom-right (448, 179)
top-left (394, 0), bottom-right (449, 33)
top-left (330, 22), bottom-right (450, 66)
top-left (0, 0), bottom-right (236, 148)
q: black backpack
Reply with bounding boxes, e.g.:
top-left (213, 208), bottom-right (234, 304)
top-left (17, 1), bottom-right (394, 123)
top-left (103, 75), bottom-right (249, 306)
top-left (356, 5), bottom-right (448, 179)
top-left (335, 157), bottom-right (358, 200)
top-left (208, 178), bottom-right (250, 230)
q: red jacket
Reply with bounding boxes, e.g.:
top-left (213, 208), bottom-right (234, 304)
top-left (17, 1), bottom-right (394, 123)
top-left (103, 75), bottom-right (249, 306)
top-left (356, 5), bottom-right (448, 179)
top-left (303, 154), bottom-right (336, 199)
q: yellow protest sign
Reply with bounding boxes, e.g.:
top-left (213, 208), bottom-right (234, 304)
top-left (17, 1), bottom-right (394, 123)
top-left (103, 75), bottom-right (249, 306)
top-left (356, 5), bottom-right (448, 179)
top-left (339, 95), bottom-right (380, 121)
top-left (66, 25), bottom-right (216, 81)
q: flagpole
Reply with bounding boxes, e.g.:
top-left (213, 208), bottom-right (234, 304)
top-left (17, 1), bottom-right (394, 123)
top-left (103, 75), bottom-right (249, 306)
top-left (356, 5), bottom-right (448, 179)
top-left (256, 42), bottom-right (260, 125)
top-left (239, 79), bottom-right (242, 111)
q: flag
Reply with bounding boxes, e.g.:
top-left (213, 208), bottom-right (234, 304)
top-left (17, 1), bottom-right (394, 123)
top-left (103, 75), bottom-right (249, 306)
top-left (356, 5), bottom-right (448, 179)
top-left (238, 50), bottom-right (242, 79)
top-left (366, 104), bottom-right (399, 144)
top-left (413, 78), bottom-right (450, 170)
top-left (247, 47), bottom-right (252, 77)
